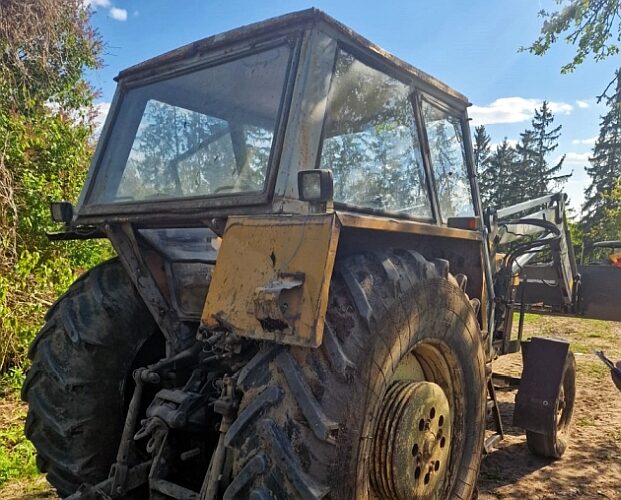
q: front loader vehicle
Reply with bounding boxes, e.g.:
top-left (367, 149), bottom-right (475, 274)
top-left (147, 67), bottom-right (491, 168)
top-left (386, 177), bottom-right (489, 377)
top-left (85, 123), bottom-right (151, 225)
top-left (22, 9), bottom-right (615, 500)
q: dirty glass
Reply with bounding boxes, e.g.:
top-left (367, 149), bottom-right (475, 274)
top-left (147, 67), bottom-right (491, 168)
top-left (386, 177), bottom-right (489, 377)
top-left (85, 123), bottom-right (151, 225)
top-left (421, 100), bottom-right (474, 219)
top-left (88, 45), bottom-right (290, 204)
top-left (319, 50), bottom-right (431, 218)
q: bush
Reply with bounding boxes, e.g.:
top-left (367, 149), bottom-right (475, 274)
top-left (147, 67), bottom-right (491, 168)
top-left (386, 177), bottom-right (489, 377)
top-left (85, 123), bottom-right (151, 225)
top-left (0, 0), bottom-right (111, 376)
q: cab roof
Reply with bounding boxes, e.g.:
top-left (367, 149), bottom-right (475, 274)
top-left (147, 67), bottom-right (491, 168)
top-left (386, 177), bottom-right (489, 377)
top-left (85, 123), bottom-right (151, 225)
top-left (116, 8), bottom-right (470, 108)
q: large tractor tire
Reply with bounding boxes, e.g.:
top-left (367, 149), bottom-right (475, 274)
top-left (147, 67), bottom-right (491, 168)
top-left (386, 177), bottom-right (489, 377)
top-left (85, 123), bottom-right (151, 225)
top-left (223, 250), bottom-right (487, 499)
top-left (22, 259), bottom-right (163, 497)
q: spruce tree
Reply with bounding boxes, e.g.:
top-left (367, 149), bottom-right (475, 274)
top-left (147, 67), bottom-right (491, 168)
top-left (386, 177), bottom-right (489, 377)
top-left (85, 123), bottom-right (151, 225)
top-left (486, 139), bottom-right (517, 208)
top-left (512, 101), bottom-right (569, 201)
top-left (473, 125), bottom-right (493, 205)
top-left (514, 129), bottom-right (539, 200)
top-left (582, 70), bottom-right (621, 240)
top-left (531, 101), bottom-right (568, 195)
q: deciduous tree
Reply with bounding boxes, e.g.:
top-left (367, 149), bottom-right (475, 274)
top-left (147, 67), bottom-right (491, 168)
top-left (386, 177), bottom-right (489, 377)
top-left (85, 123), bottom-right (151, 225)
top-left (0, 0), bottom-right (108, 373)
top-left (525, 0), bottom-right (621, 101)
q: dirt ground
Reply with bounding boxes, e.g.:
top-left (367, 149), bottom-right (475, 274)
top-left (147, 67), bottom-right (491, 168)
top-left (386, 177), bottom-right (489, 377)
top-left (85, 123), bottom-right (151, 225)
top-left (478, 316), bottom-right (621, 500)
top-left (1, 315), bottom-right (619, 500)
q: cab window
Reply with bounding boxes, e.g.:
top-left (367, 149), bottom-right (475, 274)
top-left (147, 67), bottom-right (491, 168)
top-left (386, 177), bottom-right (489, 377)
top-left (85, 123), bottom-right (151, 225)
top-left (319, 49), bottom-right (431, 218)
top-left (421, 99), bottom-right (474, 220)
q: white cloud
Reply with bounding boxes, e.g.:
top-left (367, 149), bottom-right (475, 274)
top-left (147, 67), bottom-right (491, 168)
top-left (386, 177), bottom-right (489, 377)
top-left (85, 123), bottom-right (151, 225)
top-left (84, 1), bottom-right (129, 23)
top-left (563, 152), bottom-right (590, 163)
top-left (109, 7), bottom-right (128, 21)
top-left (576, 100), bottom-right (590, 109)
top-left (469, 97), bottom-right (573, 126)
top-left (571, 136), bottom-right (597, 146)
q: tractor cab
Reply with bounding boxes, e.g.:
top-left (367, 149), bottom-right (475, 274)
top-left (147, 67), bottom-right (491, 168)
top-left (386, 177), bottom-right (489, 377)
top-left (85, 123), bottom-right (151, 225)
top-left (61, 8), bottom-right (485, 340)
top-left (72, 9), bottom-right (478, 227)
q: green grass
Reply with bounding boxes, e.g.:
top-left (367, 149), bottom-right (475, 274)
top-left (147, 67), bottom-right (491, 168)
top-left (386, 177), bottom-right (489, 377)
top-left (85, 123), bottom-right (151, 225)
top-left (0, 370), bottom-right (40, 489)
top-left (575, 416), bottom-right (596, 427)
top-left (576, 360), bottom-right (610, 380)
top-left (0, 367), bottom-right (26, 396)
top-left (0, 409), bottom-right (38, 488)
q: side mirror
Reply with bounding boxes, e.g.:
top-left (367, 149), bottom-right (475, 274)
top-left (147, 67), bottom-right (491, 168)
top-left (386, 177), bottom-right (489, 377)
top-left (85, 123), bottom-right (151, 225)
top-left (50, 201), bottom-right (74, 225)
top-left (298, 169), bottom-right (333, 203)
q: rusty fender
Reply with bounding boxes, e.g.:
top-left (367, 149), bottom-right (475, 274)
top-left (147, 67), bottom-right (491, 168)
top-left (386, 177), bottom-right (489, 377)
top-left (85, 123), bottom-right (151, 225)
top-left (201, 214), bottom-right (340, 348)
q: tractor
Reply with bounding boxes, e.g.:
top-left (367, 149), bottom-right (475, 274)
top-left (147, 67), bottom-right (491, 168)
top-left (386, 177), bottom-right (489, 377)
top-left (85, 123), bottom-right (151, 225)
top-left (21, 9), bottom-right (621, 500)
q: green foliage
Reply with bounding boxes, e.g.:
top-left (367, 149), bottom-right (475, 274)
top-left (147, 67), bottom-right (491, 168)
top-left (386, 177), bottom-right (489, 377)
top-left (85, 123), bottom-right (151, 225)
top-left (525, 0), bottom-right (621, 101)
top-left (567, 219), bottom-right (585, 258)
top-left (585, 179), bottom-right (621, 242)
top-left (482, 138), bottom-right (516, 209)
top-left (473, 125), bottom-right (493, 207)
top-left (0, 390), bottom-right (38, 488)
top-left (526, 0), bottom-right (621, 71)
top-left (0, 0), bottom-right (112, 374)
top-left (0, 0), bottom-right (102, 113)
top-left (0, 367), bottom-right (25, 395)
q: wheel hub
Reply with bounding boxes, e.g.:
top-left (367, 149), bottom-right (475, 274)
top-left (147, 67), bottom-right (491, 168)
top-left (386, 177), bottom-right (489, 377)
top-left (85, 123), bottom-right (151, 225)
top-left (371, 381), bottom-right (452, 499)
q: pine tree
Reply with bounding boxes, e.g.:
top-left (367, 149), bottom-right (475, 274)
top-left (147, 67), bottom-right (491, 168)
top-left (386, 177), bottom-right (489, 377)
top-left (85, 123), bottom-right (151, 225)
top-left (514, 101), bottom-right (569, 200)
top-left (486, 139), bottom-right (517, 208)
top-left (532, 101), bottom-right (569, 195)
top-left (473, 125), bottom-right (493, 205)
top-left (582, 70), bottom-right (621, 240)
top-left (514, 129), bottom-right (539, 200)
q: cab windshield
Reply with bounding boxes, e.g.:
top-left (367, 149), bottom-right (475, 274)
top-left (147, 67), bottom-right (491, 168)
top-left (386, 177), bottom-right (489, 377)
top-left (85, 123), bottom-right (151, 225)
top-left (87, 44), bottom-right (291, 205)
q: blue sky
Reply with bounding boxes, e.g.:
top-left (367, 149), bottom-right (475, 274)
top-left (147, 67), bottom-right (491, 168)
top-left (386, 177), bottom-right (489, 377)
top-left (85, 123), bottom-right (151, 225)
top-left (85, 0), bottom-right (619, 211)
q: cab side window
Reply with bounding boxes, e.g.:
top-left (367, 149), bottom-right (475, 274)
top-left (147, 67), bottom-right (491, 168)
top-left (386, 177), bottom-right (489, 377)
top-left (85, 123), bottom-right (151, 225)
top-left (421, 99), bottom-right (474, 219)
top-left (319, 50), bottom-right (432, 218)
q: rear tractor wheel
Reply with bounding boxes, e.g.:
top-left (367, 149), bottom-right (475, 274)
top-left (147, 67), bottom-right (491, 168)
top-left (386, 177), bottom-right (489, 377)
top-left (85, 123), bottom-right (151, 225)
top-left (223, 250), bottom-right (487, 499)
top-left (21, 259), bottom-right (164, 497)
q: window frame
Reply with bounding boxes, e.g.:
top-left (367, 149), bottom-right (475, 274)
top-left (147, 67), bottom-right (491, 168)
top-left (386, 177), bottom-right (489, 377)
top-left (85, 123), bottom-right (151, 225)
top-left (416, 92), bottom-right (478, 222)
top-left (77, 36), bottom-right (301, 219)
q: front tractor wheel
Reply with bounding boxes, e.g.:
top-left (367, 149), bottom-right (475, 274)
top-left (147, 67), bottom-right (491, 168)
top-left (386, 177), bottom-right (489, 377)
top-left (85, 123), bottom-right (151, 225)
top-left (224, 250), bottom-right (487, 499)
top-left (525, 351), bottom-right (576, 459)
top-left (21, 259), bottom-right (163, 497)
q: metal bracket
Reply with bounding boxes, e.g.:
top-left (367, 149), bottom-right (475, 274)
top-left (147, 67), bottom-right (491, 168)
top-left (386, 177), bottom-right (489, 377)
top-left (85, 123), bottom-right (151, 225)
top-left (253, 272), bottom-right (305, 333)
top-left (107, 222), bottom-right (190, 354)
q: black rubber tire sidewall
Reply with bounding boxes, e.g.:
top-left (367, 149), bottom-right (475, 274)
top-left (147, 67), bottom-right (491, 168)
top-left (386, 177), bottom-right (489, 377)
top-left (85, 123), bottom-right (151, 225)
top-left (21, 258), bottom-right (161, 497)
top-left (224, 250), bottom-right (486, 499)
top-left (525, 351), bottom-right (576, 459)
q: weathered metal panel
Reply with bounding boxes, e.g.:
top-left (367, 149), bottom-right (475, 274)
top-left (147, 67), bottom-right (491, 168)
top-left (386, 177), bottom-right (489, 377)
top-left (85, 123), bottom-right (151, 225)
top-left (335, 210), bottom-right (482, 241)
top-left (116, 9), bottom-right (469, 106)
top-left (201, 214), bottom-right (340, 347)
top-left (577, 265), bottom-right (621, 321)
